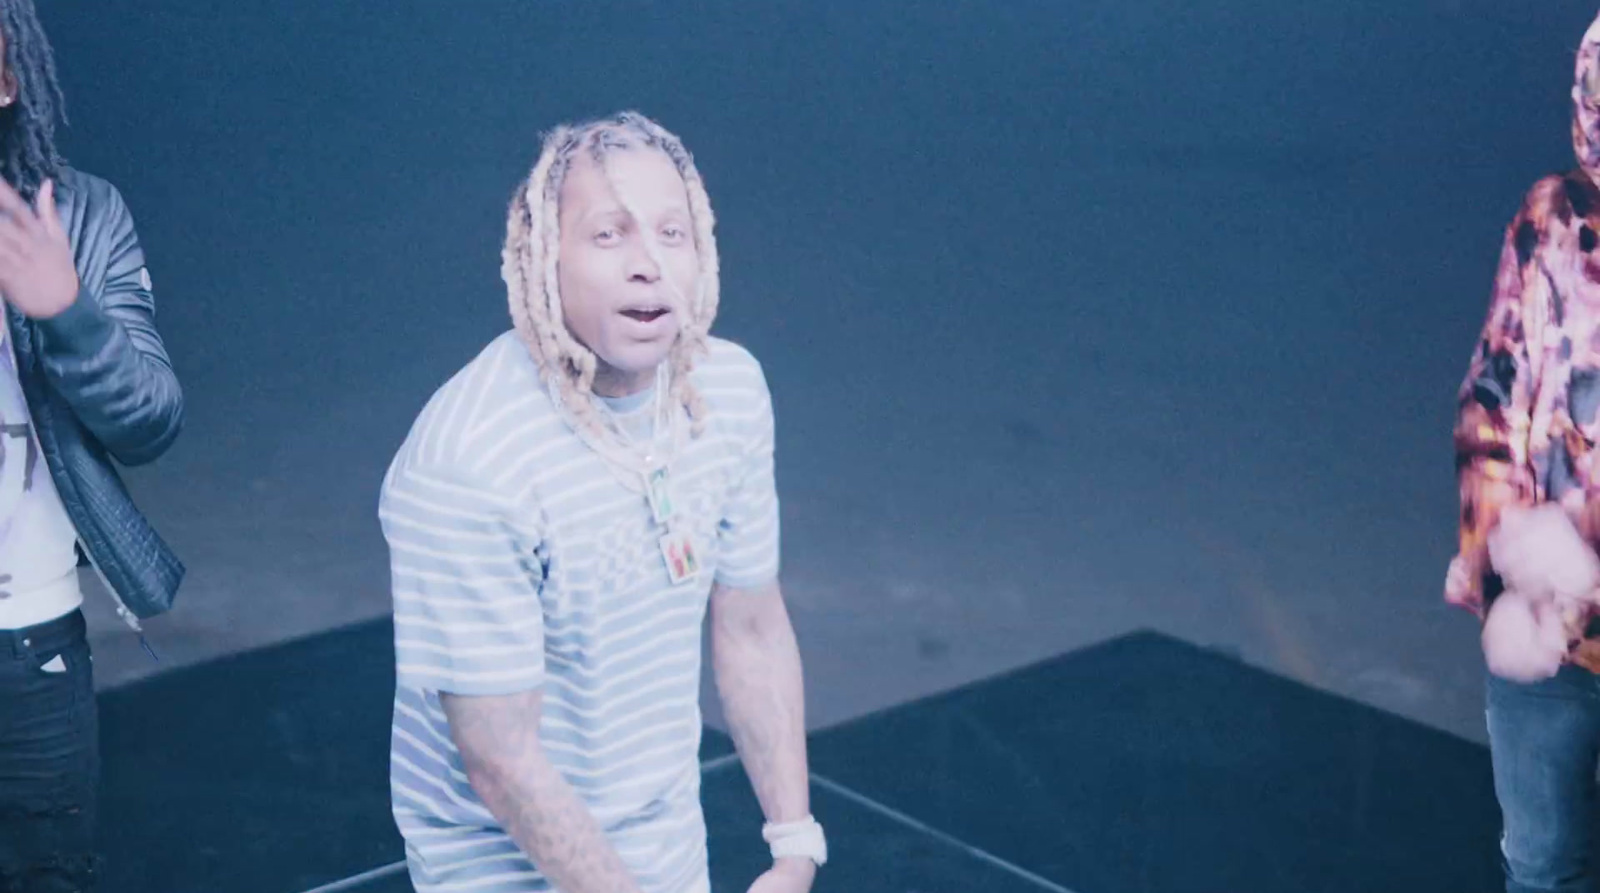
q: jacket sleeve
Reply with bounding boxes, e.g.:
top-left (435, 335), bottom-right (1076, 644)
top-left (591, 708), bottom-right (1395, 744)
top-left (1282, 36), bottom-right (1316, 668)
top-left (1453, 201), bottom-right (1552, 615)
top-left (33, 183), bottom-right (184, 466)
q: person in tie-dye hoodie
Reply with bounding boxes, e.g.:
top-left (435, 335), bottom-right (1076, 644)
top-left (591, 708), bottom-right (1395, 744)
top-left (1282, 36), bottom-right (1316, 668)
top-left (1449, 11), bottom-right (1600, 891)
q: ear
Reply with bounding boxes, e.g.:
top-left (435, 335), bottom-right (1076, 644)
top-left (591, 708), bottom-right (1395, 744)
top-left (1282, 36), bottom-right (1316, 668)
top-left (0, 69), bottom-right (18, 108)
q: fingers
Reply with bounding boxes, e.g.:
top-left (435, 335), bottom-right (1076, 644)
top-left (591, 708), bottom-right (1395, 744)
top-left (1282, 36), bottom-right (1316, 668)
top-left (0, 211), bottom-right (32, 281)
top-left (0, 179), bottom-right (61, 287)
top-left (34, 179), bottom-right (62, 241)
top-left (1446, 555), bottom-right (1477, 601)
top-left (0, 218), bottom-right (28, 263)
top-left (0, 224), bottom-right (28, 286)
top-left (0, 177), bottom-right (39, 236)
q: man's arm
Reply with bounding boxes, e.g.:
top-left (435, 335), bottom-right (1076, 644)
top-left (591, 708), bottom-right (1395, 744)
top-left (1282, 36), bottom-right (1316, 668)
top-left (710, 351), bottom-right (817, 886)
top-left (35, 180), bottom-right (183, 466)
top-left (710, 579), bottom-right (812, 872)
top-left (441, 689), bottom-right (645, 893)
top-left (1452, 189), bottom-right (1556, 616)
top-left (384, 455), bottom-right (641, 891)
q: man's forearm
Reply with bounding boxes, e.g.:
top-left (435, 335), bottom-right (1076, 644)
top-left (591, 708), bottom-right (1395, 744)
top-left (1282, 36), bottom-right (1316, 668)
top-left (442, 691), bottom-right (643, 893)
top-left (36, 288), bottom-right (183, 465)
top-left (713, 595), bottom-right (811, 823)
top-left (471, 758), bottom-right (644, 893)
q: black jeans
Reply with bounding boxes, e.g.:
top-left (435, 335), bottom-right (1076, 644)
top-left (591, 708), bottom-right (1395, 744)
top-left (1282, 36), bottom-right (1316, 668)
top-left (0, 610), bottom-right (99, 892)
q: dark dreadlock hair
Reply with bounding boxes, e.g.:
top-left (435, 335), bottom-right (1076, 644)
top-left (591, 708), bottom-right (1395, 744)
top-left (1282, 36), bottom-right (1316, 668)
top-left (0, 0), bottom-right (63, 198)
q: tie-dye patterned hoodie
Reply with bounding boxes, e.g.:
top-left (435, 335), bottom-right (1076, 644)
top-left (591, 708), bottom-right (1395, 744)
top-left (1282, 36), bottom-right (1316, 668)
top-left (1452, 14), bottom-right (1600, 670)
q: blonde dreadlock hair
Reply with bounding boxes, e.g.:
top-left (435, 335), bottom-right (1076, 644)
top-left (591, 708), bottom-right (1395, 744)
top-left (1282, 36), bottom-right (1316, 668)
top-left (502, 111), bottom-right (720, 441)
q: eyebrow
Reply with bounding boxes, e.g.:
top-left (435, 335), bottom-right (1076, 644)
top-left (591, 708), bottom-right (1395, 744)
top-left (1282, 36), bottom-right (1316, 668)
top-left (577, 206), bottom-right (627, 225)
top-left (576, 203), bottom-right (690, 229)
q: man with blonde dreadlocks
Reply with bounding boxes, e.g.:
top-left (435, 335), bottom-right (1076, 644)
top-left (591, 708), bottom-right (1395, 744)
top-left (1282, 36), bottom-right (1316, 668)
top-left (379, 112), bottom-right (824, 893)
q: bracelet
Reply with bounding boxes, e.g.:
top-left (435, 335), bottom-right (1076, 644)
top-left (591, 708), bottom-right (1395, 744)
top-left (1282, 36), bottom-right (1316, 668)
top-left (762, 815), bottom-right (828, 867)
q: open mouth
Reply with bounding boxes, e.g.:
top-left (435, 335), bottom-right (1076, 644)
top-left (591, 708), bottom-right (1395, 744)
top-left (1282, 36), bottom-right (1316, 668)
top-left (621, 307), bottom-right (670, 323)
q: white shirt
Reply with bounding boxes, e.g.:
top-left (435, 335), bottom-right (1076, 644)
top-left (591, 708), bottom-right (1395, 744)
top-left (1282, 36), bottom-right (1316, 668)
top-left (0, 309), bottom-right (83, 629)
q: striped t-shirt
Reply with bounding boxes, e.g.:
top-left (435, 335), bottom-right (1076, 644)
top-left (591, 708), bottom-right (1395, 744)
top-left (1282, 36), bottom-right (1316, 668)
top-left (379, 331), bottom-right (780, 893)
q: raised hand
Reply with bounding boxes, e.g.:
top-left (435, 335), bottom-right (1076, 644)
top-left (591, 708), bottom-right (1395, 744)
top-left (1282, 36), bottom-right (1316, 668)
top-left (0, 178), bottom-right (77, 319)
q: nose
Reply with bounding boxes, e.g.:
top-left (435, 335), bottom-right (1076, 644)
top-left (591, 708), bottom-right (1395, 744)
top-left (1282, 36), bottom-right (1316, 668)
top-left (626, 245), bottom-right (661, 283)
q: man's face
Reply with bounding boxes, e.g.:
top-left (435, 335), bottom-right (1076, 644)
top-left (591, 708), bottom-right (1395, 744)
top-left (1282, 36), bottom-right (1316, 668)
top-left (557, 147), bottom-right (699, 397)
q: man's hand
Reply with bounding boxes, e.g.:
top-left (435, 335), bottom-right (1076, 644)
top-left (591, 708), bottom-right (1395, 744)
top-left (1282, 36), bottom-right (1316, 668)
top-left (1488, 504), bottom-right (1600, 602)
top-left (1445, 553), bottom-right (1478, 605)
top-left (0, 178), bottom-right (78, 320)
top-left (1483, 590), bottom-right (1569, 682)
top-left (746, 858), bottom-right (815, 893)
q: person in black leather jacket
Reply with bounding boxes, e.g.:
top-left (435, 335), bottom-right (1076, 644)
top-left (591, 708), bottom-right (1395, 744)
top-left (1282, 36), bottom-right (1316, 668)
top-left (0, 1), bottom-right (184, 890)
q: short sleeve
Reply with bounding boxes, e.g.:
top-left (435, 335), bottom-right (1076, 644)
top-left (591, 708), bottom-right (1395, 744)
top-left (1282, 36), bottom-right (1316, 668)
top-left (380, 459), bottom-right (546, 695)
top-left (714, 360), bottom-right (781, 589)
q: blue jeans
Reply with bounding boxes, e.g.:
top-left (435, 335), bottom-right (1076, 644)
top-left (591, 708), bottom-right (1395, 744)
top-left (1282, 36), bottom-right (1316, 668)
top-left (0, 610), bottom-right (99, 892)
top-left (1488, 665), bottom-right (1600, 893)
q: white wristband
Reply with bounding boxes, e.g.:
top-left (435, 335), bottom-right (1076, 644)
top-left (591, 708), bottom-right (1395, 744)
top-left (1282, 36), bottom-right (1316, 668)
top-left (762, 815), bottom-right (828, 867)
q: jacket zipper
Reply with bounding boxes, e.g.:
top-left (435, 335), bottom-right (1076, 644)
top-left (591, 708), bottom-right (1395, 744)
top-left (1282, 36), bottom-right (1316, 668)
top-left (78, 537), bottom-right (160, 661)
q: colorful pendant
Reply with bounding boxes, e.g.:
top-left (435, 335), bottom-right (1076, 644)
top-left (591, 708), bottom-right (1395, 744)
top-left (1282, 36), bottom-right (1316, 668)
top-left (658, 527), bottom-right (699, 585)
top-left (646, 466), bottom-right (675, 526)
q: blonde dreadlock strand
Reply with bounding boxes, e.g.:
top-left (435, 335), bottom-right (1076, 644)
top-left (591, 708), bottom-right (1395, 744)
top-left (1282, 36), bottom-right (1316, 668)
top-left (504, 126), bottom-right (609, 440)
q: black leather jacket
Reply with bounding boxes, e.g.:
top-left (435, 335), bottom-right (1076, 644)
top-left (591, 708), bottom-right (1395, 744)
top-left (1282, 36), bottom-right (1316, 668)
top-left (5, 167), bottom-right (184, 624)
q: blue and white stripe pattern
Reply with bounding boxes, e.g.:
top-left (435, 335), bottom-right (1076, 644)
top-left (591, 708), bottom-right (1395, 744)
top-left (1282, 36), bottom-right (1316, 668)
top-left (379, 331), bottom-right (779, 892)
